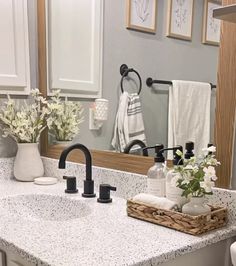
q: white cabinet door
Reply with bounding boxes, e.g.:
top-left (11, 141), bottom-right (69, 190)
top-left (47, 0), bottom-right (103, 98)
top-left (0, 0), bottom-right (30, 95)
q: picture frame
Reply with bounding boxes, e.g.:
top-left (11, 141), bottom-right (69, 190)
top-left (202, 0), bottom-right (221, 46)
top-left (166, 0), bottom-right (194, 41)
top-left (126, 0), bottom-right (157, 34)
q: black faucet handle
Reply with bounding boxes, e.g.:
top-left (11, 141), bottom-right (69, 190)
top-left (63, 176), bottom-right (78, 194)
top-left (97, 184), bottom-right (117, 203)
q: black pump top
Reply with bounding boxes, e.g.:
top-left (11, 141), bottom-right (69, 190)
top-left (184, 141), bottom-right (194, 159)
top-left (143, 144), bottom-right (165, 163)
top-left (207, 143), bottom-right (214, 155)
top-left (154, 144), bottom-right (165, 162)
top-left (173, 146), bottom-right (183, 165)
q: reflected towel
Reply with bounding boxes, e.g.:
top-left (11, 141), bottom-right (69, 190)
top-left (111, 92), bottom-right (146, 152)
top-left (133, 193), bottom-right (178, 210)
top-left (168, 80), bottom-right (211, 158)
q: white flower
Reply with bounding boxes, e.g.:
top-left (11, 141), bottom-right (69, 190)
top-left (207, 157), bottom-right (221, 166)
top-left (200, 176), bottom-right (215, 193)
top-left (0, 89), bottom-right (48, 143)
top-left (182, 171), bottom-right (194, 181)
top-left (202, 145), bottom-right (216, 153)
top-left (203, 166), bottom-right (217, 181)
top-left (207, 146), bottom-right (216, 153)
top-left (46, 90), bottom-right (84, 141)
top-left (188, 156), bottom-right (196, 165)
top-left (181, 179), bottom-right (190, 185)
top-left (203, 165), bottom-right (215, 175)
top-left (174, 146), bottom-right (220, 197)
top-left (184, 164), bottom-right (194, 170)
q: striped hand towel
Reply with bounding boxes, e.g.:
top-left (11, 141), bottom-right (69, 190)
top-left (111, 92), bottom-right (146, 152)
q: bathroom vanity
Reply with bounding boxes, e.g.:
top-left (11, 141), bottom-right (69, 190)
top-left (0, 158), bottom-right (235, 266)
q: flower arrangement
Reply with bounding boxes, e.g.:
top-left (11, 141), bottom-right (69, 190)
top-left (0, 89), bottom-right (48, 143)
top-left (174, 146), bottom-right (220, 198)
top-left (46, 90), bottom-right (84, 141)
top-left (0, 89), bottom-right (84, 143)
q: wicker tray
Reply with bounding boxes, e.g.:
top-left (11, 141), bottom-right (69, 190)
top-left (127, 200), bottom-right (228, 235)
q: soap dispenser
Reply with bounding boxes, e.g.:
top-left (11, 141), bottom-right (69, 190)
top-left (166, 146), bottom-right (187, 209)
top-left (143, 144), bottom-right (166, 197)
top-left (184, 141), bottom-right (194, 159)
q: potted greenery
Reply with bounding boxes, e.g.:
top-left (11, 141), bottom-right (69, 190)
top-left (174, 146), bottom-right (220, 216)
top-left (172, 146), bottom-right (220, 215)
top-left (47, 90), bottom-right (84, 144)
top-left (0, 89), bottom-right (49, 181)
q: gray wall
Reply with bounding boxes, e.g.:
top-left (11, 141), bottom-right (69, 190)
top-left (75, 0), bottom-right (218, 151)
top-left (0, 0), bottom-right (218, 157)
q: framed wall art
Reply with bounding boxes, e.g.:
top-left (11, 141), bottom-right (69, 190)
top-left (126, 0), bottom-right (157, 33)
top-left (166, 0), bottom-right (194, 41)
top-left (202, 0), bottom-right (221, 46)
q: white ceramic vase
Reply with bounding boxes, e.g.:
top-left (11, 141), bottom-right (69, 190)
top-left (182, 197), bottom-right (211, 216)
top-left (14, 143), bottom-right (44, 182)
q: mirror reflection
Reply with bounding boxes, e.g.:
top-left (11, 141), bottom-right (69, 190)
top-left (46, 0), bottom-right (220, 157)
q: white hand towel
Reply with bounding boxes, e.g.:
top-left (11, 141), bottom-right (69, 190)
top-left (111, 92), bottom-right (146, 152)
top-left (132, 193), bottom-right (178, 210)
top-left (168, 80), bottom-right (211, 158)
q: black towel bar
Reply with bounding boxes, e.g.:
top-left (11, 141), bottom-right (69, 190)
top-left (146, 77), bottom-right (216, 90)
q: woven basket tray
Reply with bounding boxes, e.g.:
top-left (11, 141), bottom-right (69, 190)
top-left (127, 200), bottom-right (228, 235)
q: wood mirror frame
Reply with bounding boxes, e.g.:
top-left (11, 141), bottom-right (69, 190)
top-left (38, 0), bottom-right (236, 188)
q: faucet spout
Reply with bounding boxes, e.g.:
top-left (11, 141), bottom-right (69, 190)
top-left (58, 143), bottom-right (96, 197)
top-left (123, 139), bottom-right (148, 156)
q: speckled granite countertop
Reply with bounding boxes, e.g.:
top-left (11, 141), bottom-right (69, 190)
top-left (0, 180), bottom-right (235, 266)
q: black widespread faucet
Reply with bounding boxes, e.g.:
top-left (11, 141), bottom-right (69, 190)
top-left (58, 143), bottom-right (96, 198)
top-left (123, 139), bottom-right (148, 156)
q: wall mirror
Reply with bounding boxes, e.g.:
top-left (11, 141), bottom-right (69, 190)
top-left (38, 0), bottom-right (233, 188)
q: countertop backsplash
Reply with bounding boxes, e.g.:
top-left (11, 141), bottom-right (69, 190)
top-left (42, 157), bottom-right (147, 199)
top-left (1, 157), bottom-right (236, 224)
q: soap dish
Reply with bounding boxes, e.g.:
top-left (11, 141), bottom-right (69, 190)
top-left (34, 177), bottom-right (58, 185)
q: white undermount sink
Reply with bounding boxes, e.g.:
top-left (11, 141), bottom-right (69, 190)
top-left (0, 194), bottom-right (91, 221)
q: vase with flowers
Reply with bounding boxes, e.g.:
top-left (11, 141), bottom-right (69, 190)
top-left (0, 89), bottom-right (49, 181)
top-left (173, 146), bottom-right (220, 216)
top-left (46, 90), bottom-right (84, 145)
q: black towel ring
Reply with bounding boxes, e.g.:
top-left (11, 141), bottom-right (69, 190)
top-left (120, 64), bottom-right (142, 95)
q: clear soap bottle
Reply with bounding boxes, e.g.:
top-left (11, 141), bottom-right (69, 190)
top-left (144, 144), bottom-right (166, 197)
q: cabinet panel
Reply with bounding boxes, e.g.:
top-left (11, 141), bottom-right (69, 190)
top-left (0, 0), bottom-right (30, 95)
top-left (47, 0), bottom-right (103, 98)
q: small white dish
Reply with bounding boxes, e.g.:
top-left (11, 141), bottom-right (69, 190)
top-left (34, 177), bottom-right (58, 185)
